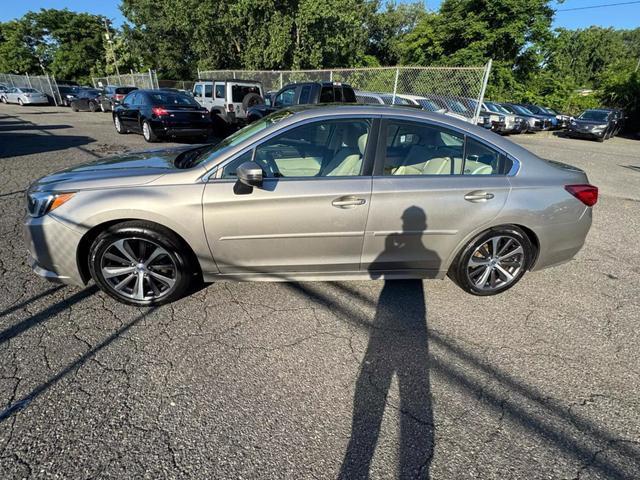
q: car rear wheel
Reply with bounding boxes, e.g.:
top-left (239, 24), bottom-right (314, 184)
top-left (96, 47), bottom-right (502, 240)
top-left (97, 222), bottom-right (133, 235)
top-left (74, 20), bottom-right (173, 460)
top-left (449, 226), bottom-right (533, 296)
top-left (71, 103), bottom-right (79, 112)
top-left (114, 115), bottom-right (127, 134)
top-left (1, 96), bottom-right (6, 104)
top-left (142, 120), bottom-right (159, 142)
top-left (18, 98), bottom-right (24, 106)
top-left (89, 222), bottom-right (194, 306)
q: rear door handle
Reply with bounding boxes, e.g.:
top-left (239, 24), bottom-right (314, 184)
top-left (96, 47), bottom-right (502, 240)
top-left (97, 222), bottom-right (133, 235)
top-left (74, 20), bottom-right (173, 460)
top-left (464, 191), bottom-right (495, 202)
top-left (332, 196), bottom-right (366, 208)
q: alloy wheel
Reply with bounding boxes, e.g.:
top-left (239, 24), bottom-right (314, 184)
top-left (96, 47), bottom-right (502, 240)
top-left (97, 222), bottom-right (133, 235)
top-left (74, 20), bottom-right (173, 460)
top-left (114, 116), bottom-right (122, 132)
top-left (466, 235), bottom-right (524, 291)
top-left (99, 237), bottom-right (177, 302)
top-left (143, 122), bottom-right (151, 140)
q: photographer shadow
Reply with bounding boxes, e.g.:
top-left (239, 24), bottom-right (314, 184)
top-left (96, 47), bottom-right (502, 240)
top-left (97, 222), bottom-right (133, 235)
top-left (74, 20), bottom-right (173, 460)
top-left (340, 206), bottom-right (438, 479)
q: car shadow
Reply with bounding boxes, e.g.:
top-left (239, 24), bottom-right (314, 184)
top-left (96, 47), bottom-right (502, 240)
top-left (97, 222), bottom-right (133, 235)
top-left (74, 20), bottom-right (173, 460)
top-left (340, 206), bottom-right (438, 479)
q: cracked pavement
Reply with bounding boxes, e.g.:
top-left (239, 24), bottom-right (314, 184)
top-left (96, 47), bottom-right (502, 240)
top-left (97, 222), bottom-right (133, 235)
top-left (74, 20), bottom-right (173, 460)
top-left (0, 105), bottom-right (639, 479)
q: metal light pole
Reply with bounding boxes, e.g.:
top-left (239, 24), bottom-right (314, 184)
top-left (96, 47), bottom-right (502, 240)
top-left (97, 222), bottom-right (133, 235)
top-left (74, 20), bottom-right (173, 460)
top-left (104, 19), bottom-right (120, 77)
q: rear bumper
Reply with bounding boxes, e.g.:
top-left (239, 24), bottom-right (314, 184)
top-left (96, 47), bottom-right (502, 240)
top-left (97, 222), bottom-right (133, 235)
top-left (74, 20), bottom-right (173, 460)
top-left (22, 97), bottom-right (49, 105)
top-left (24, 214), bottom-right (86, 286)
top-left (160, 126), bottom-right (211, 137)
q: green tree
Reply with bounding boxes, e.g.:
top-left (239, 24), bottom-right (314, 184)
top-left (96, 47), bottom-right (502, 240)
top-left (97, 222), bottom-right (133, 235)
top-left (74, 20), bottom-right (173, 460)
top-left (0, 20), bottom-right (41, 74)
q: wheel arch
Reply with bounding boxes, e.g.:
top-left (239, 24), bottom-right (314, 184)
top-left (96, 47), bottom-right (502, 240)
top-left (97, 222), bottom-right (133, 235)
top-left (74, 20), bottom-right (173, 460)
top-left (76, 218), bottom-right (203, 284)
top-left (445, 222), bottom-right (540, 274)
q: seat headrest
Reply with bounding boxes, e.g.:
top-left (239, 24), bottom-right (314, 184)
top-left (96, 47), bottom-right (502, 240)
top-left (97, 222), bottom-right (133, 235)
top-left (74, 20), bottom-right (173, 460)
top-left (358, 133), bottom-right (368, 155)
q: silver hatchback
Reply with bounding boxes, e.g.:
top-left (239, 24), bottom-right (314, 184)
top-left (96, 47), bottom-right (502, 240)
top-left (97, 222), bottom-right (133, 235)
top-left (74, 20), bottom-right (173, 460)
top-left (25, 105), bottom-right (597, 305)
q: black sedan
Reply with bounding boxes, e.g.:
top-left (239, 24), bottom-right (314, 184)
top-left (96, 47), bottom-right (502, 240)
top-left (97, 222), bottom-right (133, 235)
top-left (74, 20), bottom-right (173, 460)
top-left (58, 85), bottom-right (80, 106)
top-left (98, 85), bottom-right (138, 112)
top-left (566, 109), bottom-right (615, 142)
top-left (113, 89), bottom-right (212, 142)
top-left (70, 88), bottom-right (102, 112)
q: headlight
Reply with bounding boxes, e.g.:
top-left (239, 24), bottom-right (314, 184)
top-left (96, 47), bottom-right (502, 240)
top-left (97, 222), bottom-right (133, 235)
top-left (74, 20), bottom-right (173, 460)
top-left (26, 191), bottom-right (75, 217)
top-left (592, 125), bottom-right (606, 132)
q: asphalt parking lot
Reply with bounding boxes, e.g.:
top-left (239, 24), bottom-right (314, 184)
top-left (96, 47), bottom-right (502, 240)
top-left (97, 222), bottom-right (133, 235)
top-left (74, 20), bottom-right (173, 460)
top-left (0, 104), bottom-right (639, 479)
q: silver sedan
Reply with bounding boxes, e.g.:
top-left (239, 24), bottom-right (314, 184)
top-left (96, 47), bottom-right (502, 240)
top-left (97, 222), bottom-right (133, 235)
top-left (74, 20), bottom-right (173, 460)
top-left (25, 105), bottom-right (597, 305)
top-left (2, 87), bottom-right (49, 105)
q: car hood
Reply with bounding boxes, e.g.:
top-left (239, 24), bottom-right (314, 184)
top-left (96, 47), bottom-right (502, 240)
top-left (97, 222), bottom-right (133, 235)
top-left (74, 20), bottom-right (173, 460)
top-left (30, 146), bottom-right (194, 192)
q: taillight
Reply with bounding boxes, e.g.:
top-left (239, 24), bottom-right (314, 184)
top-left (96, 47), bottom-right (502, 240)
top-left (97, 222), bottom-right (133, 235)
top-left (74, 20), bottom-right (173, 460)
top-left (226, 103), bottom-right (234, 112)
top-left (152, 106), bottom-right (169, 116)
top-left (115, 94), bottom-right (124, 100)
top-left (565, 184), bottom-right (598, 207)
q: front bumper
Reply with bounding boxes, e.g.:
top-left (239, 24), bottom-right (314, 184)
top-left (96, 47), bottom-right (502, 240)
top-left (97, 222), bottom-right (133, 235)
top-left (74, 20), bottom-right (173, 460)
top-left (566, 128), bottom-right (606, 139)
top-left (24, 214), bottom-right (87, 286)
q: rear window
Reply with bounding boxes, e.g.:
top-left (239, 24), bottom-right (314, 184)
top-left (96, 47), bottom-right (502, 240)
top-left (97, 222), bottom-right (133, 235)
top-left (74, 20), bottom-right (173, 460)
top-left (115, 87), bottom-right (137, 94)
top-left (148, 92), bottom-right (199, 106)
top-left (319, 87), bottom-right (334, 103)
top-left (231, 85), bottom-right (261, 102)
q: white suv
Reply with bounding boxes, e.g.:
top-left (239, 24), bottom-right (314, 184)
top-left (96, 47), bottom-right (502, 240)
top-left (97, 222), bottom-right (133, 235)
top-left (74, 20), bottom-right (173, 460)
top-left (192, 79), bottom-right (263, 134)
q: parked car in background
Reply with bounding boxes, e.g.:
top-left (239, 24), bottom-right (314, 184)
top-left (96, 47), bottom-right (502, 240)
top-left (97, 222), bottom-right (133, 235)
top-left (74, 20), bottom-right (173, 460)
top-left (192, 79), bottom-right (263, 134)
top-left (543, 107), bottom-right (571, 129)
top-left (522, 104), bottom-right (562, 129)
top-left (113, 89), bottom-right (211, 142)
top-left (500, 103), bottom-right (551, 131)
top-left (70, 88), bottom-right (102, 112)
top-left (395, 94), bottom-right (447, 113)
top-left (601, 108), bottom-right (626, 136)
top-left (25, 104), bottom-right (597, 306)
top-left (57, 85), bottom-right (80, 106)
top-left (566, 109), bottom-right (616, 142)
top-left (98, 86), bottom-right (138, 112)
top-left (466, 99), bottom-right (524, 134)
top-left (1, 87), bottom-right (49, 106)
top-left (0, 84), bottom-right (10, 102)
top-left (355, 91), bottom-right (413, 105)
top-left (247, 81), bottom-right (356, 124)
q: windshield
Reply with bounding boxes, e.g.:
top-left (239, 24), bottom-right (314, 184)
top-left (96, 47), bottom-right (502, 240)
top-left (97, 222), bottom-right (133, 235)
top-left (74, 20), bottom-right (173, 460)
top-left (148, 91), bottom-right (200, 106)
top-left (186, 109), bottom-right (294, 168)
top-left (417, 99), bottom-right (441, 112)
top-left (446, 99), bottom-right (468, 113)
top-left (578, 110), bottom-right (609, 122)
top-left (511, 105), bottom-right (534, 115)
top-left (485, 102), bottom-right (510, 114)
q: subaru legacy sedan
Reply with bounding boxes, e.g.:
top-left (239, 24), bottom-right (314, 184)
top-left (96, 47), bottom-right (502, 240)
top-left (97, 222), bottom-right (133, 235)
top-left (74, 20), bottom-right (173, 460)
top-left (25, 105), bottom-right (597, 306)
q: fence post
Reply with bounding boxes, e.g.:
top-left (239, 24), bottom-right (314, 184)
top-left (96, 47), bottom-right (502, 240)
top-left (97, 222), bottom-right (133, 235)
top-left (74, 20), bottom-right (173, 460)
top-left (279, 72), bottom-right (283, 89)
top-left (148, 68), bottom-right (154, 89)
top-left (330, 70), bottom-right (333, 82)
top-left (392, 67), bottom-right (400, 103)
top-left (25, 72), bottom-right (32, 88)
top-left (47, 74), bottom-right (58, 106)
top-left (473, 59), bottom-right (492, 125)
top-left (197, 68), bottom-right (201, 80)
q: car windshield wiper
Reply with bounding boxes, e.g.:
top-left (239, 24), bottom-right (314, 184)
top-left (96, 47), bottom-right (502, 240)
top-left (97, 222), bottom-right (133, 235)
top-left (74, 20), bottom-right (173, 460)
top-left (174, 145), bottom-right (212, 169)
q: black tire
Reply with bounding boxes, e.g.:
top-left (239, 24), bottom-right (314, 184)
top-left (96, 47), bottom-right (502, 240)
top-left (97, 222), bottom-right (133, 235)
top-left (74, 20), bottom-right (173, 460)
top-left (448, 226), bottom-right (533, 296)
top-left (142, 120), bottom-right (159, 142)
top-left (88, 221), bottom-right (195, 306)
top-left (114, 114), bottom-right (127, 134)
top-left (18, 98), bottom-right (24, 106)
top-left (210, 112), bottom-right (229, 138)
top-left (89, 101), bottom-right (97, 112)
top-left (71, 103), bottom-right (79, 112)
top-left (597, 135), bottom-right (605, 143)
top-left (242, 92), bottom-right (264, 111)
top-left (1, 96), bottom-right (6, 104)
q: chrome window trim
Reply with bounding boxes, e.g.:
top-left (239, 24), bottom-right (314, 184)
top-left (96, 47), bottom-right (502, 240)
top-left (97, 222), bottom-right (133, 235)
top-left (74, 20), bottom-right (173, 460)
top-left (204, 114), bottom-right (381, 182)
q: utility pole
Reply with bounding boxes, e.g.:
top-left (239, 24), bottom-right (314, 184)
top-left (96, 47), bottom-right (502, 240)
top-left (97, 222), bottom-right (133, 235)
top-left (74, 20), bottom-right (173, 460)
top-left (103, 18), bottom-right (120, 77)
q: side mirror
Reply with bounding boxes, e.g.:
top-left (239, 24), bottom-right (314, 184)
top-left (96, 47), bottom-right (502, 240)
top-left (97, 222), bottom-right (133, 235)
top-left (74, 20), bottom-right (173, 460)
top-left (236, 161), bottom-right (263, 188)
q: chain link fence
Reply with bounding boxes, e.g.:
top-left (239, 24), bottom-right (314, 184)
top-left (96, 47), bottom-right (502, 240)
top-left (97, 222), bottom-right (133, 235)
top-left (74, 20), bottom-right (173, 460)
top-left (198, 64), bottom-right (492, 123)
top-left (92, 70), bottom-right (159, 90)
top-left (157, 79), bottom-right (196, 92)
top-left (0, 73), bottom-right (64, 105)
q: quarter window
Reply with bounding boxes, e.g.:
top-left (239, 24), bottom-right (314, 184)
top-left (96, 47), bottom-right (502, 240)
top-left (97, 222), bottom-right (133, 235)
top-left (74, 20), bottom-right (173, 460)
top-left (298, 85), bottom-right (311, 104)
top-left (382, 121), bottom-right (464, 175)
top-left (221, 119), bottom-right (371, 179)
top-left (215, 84), bottom-right (225, 99)
top-left (463, 138), bottom-right (513, 175)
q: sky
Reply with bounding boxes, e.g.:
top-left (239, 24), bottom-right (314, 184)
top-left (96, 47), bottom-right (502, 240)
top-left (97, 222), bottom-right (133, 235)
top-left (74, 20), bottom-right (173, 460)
top-left (0, 0), bottom-right (639, 30)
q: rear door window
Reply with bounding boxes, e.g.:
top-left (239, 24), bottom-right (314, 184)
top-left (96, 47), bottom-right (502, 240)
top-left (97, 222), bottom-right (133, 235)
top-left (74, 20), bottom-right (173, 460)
top-left (204, 84), bottom-right (213, 98)
top-left (215, 84), bottom-right (225, 99)
top-left (298, 85), bottom-right (311, 104)
top-left (319, 86), bottom-right (334, 103)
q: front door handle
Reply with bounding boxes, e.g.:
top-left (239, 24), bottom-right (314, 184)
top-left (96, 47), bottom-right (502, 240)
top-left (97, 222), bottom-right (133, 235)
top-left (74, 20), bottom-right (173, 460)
top-left (464, 191), bottom-right (495, 202)
top-left (332, 196), bottom-right (366, 208)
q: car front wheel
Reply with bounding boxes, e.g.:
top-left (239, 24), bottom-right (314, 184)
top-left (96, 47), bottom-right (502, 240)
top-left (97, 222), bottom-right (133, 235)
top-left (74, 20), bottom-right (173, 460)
top-left (449, 226), bottom-right (533, 296)
top-left (89, 222), bottom-right (195, 306)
